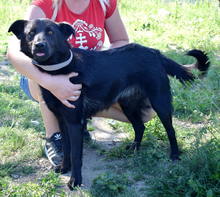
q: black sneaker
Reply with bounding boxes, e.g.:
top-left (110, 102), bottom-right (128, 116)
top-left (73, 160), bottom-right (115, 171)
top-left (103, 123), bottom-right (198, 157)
top-left (45, 132), bottom-right (63, 166)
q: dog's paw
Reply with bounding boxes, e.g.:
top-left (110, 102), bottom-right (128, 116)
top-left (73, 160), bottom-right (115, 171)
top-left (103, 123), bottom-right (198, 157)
top-left (170, 154), bottom-right (181, 162)
top-left (125, 142), bottom-right (140, 151)
top-left (54, 164), bottom-right (70, 174)
top-left (68, 178), bottom-right (75, 191)
top-left (68, 178), bottom-right (80, 191)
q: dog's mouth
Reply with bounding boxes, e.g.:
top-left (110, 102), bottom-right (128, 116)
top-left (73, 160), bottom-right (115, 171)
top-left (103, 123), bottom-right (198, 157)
top-left (33, 51), bottom-right (50, 62)
top-left (32, 42), bottom-right (50, 62)
top-left (36, 52), bottom-right (46, 57)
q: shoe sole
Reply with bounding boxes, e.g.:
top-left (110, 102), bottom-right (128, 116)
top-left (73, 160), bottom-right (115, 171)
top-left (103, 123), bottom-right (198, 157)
top-left (45, 146), bottom-right (57, 167)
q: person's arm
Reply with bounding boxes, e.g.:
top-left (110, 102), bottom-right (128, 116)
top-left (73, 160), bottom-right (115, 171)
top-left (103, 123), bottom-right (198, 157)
top-left (7, 5), bottom-right (81, 108)
top-left (104, 6), bottom-right (129, 49)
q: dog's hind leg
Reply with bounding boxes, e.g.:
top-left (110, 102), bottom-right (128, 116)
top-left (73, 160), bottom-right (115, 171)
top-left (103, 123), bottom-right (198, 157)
top-left (119, 102), bottom-right (145, 150)
top-left (149, 94), bottom-right (180, 161)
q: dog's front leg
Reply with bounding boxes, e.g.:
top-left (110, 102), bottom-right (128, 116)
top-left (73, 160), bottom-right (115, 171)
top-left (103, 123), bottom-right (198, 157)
top-left (67, 123), bottom-right (83, 190)
top-left (54, 118), bottom-right (71, 173)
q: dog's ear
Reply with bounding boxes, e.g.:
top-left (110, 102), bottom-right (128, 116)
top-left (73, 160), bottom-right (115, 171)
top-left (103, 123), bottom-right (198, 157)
top-left (58, 22), bottom-right (76, 40)
top-left (8, 20), bottom-right (28, 40)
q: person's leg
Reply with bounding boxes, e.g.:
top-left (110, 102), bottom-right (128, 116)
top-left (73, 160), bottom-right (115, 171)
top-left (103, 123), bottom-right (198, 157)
top-left (29, 79), bottom-right (60, 138)
top-left (28, 79), bottom-right (63, 166)
top-left (142, 108), bottom-right (156, 123)
top-left (21, 76), bottom-right (60, 137)
top-left (95, 102), bottom-right (156, 123)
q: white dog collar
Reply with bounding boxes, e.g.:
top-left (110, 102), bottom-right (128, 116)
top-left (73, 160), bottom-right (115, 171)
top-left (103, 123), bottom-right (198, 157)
top-left (32, 50), bottom-right (73, 71)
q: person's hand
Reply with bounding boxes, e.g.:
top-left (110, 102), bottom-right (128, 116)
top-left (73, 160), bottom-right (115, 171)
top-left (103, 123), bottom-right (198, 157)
top-left (43, 72), bottom-right (82, 108)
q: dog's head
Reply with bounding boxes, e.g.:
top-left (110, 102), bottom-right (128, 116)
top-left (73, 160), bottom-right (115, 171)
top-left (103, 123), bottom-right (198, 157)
top-left (8, 19), bottom-right (75, 63)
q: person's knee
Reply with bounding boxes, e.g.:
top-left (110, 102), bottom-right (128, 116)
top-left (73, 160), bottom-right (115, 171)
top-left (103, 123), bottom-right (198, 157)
top-left (28, 79), bottom-right (40, 102)
top-left (142, 108), bottom-right (156, 123)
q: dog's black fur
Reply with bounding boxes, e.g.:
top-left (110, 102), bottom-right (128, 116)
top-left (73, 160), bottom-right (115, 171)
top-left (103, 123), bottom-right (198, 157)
top-left (8, 19), bottom-right (210, 190)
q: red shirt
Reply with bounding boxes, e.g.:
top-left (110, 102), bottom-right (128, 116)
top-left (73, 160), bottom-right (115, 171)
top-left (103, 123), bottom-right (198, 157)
top-left (30, 0), bottom-right (117, 51)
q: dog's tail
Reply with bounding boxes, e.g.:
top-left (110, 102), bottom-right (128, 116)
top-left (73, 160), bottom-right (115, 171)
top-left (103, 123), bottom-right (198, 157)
top-left (183, 49), bottom-right (210, 76)
top-left (162, 49), bottom-right (210, 84)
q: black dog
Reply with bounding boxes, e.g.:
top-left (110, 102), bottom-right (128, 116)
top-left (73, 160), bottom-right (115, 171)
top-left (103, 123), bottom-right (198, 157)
top-left (8, 19), bottom-right (209, 190)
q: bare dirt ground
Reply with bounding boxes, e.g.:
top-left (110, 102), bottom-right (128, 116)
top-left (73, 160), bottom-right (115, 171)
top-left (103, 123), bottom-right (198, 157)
top-left (12, 118), bottom-right (131, 196)
top-left (60, 118), bottom-right (130, 195)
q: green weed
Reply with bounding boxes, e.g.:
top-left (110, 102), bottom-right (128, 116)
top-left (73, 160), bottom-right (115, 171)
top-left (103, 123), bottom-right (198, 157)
top-left (91, 171), bottom-right (131, 197)
top-left (146, 137), bottom-right (220, 196)
top-left (0, 171), bottom-right (65, 196)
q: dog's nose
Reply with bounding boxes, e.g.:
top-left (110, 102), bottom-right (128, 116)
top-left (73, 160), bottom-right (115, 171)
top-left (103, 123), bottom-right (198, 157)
top-left (35, 42), bottom-right (46, 50)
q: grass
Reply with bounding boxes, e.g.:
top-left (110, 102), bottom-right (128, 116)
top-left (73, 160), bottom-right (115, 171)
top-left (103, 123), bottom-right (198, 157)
top-left (91, 171), bottom-right (131, 197)
top-left (0, 0), bottom-right (30, 61)
top-left (0, 171), bottom-right (64, 196)
top-left (0, 0), bottom-right (220, 196)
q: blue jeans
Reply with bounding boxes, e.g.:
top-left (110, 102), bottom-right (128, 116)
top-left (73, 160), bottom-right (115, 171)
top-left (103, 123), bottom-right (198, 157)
top-left (20, 75), bottom-right (38, 102)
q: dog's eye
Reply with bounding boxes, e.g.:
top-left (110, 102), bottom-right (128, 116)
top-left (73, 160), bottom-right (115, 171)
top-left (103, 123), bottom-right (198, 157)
top-left (29, 31), bottom-right (35, 35)
top-left (48, 30), bottom-right (53, 35)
